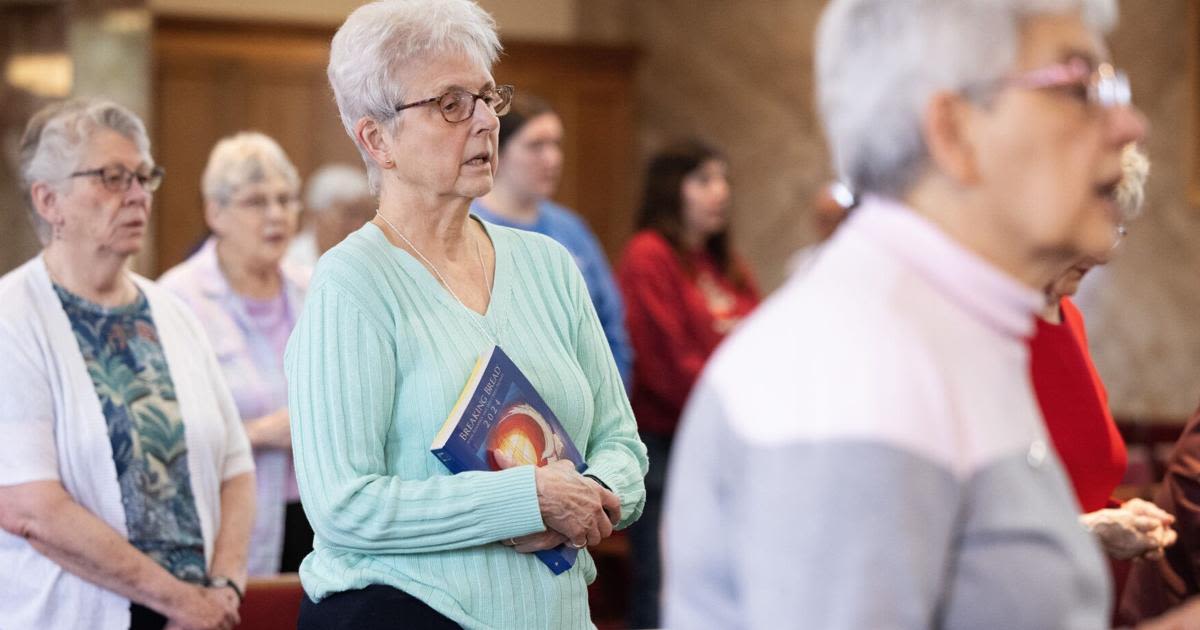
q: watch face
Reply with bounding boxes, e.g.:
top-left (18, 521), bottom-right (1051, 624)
top-left (207, 576), bottom-right (241, 600)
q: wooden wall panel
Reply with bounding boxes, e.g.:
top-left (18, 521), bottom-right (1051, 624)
top-left (494, 43), bottom-right (639, 262)
top-left (151, 19), bottom-right (637, 274)
top-left (152, 19), bottom-right (360, 273)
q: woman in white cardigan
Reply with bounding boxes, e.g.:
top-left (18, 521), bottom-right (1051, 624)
top-left (0, 99), bottom-right (255, 630)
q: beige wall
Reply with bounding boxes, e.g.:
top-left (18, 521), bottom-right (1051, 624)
top-left (148, 0), bottom-right (579, 40)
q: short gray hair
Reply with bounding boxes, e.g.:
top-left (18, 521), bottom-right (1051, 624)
top-left (816, 0), bottom-right (1118, 198)
top-left (201, 131), bottom-right (300, 206)
top-left (19, 98), bottom-right (151, 244)
top-left (305, 163), bottom-right (371, 212)
top-left (327, 0), bottom-right (502, 192)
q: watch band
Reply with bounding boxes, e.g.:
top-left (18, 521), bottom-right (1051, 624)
top-left (583, 473), bottom-right (611, 491)
top-left (205, 576), bottom-right (244, 604)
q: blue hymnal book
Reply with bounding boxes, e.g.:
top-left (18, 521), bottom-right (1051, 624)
top-left (432, 345), bottom-right (586, 574)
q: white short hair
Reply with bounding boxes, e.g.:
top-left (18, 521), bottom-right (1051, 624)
top-left (201, 131), bottom-right (300, 205)
top-left (305, 163), bottom-right (371, 212)
top-left (816, 0), bottom-right (1118, 198)
top-left (327, 0), bottom-right (502, 192)
top-left (19, 98), bottom-right (151, 244)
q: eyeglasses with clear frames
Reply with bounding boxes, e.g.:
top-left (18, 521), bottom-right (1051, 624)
top-left (1004, 58), bottom-right (1132, 109)
top-left (69, 164), bottom-right (164, 193)
top-left (394, 85), bottom-right (515, 123)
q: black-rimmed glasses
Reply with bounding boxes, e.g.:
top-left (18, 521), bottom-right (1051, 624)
top-left (394, 84), bottom-right (514, 123)
top-left (69, 164), bottom-right (165, 193)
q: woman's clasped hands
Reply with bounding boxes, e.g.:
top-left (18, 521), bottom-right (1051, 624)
top-left (502, 459), bottom-right (621, 553)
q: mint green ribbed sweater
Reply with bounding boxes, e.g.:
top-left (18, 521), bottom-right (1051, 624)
top-left (285, 219), bottom-right (648, 630)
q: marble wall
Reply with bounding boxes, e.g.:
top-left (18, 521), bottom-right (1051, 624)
top-left (582, 0), bottom-right (1200, 421)
top-left (580, 0), bottom-right (834, 292)
top-left (1076, 0), bottom-right (1200, 421)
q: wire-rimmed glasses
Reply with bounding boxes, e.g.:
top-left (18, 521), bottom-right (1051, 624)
top-left (394, 84), bottom-right (515, 123)
top-left (1003, 58), bottom-right (1131, 109)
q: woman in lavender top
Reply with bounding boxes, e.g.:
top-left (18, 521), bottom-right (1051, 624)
top-left (160, 132), bottom-right (310, 575)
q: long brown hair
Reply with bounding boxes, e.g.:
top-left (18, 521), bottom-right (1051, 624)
top-left (635, 139), bottom-right (746, 288)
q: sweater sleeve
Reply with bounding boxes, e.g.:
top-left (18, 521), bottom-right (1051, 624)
top-left (619, 236), bottom-right (713, 412)
top-left (0, 317), bottom-right (59, 485)
top-left (286, 282), bottom-right (546, 554)
top-left (562, 253), bottom-right (648, 529)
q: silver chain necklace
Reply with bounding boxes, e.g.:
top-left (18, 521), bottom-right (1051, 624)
top-left (375, 212), bottom-right (493, 321)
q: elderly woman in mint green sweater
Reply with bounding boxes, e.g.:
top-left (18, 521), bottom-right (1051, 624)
top-left (284, 2), bottom-right (647, 629)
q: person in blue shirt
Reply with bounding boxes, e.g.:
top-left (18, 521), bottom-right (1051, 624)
top-left (472, 94), bottom-right (633, 387)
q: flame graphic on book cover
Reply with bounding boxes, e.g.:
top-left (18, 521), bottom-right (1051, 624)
top-left (486, 403), bottom-right (568, 470)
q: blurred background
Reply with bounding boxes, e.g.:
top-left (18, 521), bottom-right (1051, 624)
top-left (1, 0), bottom-right (1198, 459)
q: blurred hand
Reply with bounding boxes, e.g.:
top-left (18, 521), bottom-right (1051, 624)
top-left (1124, 498), bottom-right (1177, 530)
top-left (1082, 498), bottom-right (1176, 560)
top-left (166, 584), bottom-right (238, 630)
top-left (1137, 595), bottom-right (1200, 630)
top-left (246, 407), bottom-right (290, 450)
top-left (534, 460), bottom-right (618, 547)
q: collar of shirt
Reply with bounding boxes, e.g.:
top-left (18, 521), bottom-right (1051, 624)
top-left (848, 195), bottom-right (1044, 340)
top-left (470, 200), bottom-right (545, 232)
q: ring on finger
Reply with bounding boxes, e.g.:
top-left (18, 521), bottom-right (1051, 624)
top-left (504, 538), bottom-right (517, 546)
top-left (570, 540), bottom-right (586, 549)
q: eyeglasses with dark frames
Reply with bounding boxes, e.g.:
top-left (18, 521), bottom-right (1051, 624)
top-left (69, 164), bottom-right (165, 193)
top-left (394, 84), bottom-right (514, 123)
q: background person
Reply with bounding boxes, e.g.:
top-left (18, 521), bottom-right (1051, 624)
top-left (284, 163), bottom-right (375, 271)
top-left (618, 138), bottom-right (760, 629)
top-left (160, 131), bottom-right (310, 576)
top-left (1032, 144), bottom-right (1173, 563)
top-left (0, 98), bottom-right (254, 630)
top-left (1121, 401), bottom-right (1200, 623)
top-left (287, 2), bottom-right (647, 628)
top-left (472, 93), bottom-right (633, 387)
top-left (786, 179), bottom-right (855, 275)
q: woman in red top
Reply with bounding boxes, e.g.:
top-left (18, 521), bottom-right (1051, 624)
top-left (1031, 145), bottom-right (1174, 617)
top-left (618, 139), bottom-right (760, 629)
top-left (1034, 261), bottom-right (1173, 555)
